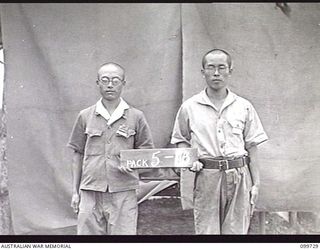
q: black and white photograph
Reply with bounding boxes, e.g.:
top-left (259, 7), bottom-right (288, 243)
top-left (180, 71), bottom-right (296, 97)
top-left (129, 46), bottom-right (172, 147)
top-left (0, 3), bottom-right (319, 240)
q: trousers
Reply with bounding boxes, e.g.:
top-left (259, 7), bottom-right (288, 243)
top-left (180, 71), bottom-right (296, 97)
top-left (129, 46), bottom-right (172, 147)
top-left (193, 165), bottom-right (253, 234)
top-left (77, 189), bottom-right (138, 235)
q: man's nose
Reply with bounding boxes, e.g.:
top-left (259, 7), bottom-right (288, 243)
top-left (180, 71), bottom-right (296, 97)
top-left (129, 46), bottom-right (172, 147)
top-left (106, 82), bottom-right (114, 88)
top-left (213, 68), bottom-right (220, 76)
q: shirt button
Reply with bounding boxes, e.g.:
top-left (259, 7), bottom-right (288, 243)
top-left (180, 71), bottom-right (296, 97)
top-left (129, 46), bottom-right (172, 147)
top-left (220, 145), bottom-right (223, 148)
top-left (218, 130), bottom-right (221, 133)
top-left (107, 140), bottom-right (111, 144)
top-left (107, 125), bottom-right (111, 129)
top-left (106, 155), bottom-right (111, 159)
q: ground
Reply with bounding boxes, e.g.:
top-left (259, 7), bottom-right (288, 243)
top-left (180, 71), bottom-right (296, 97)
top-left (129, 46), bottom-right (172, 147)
top-left (137, 184), bottom-right (320, 235)
top-left (1, 183), bottom-right (320, 235)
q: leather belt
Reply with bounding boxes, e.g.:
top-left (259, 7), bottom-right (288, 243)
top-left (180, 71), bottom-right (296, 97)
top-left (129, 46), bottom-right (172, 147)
top-left (199, 156), bottom-right (250, 170)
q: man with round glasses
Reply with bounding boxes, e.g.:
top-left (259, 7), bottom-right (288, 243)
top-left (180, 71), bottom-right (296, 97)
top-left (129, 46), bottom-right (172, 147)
top-left (67, 62), bottom-right (154, 234)
top-left (171, 49), bottom-right (268, 234)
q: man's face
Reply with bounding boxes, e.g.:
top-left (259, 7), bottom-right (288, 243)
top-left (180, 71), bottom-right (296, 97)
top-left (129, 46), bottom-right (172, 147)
top-left (97, 65), bottom-right (125, 101)
top-left (201, 52), bottom-right (231, 91)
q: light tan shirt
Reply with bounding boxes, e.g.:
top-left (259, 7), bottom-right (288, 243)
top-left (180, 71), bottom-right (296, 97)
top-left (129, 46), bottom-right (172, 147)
top-left (171, 88), bottom-right (268, 158)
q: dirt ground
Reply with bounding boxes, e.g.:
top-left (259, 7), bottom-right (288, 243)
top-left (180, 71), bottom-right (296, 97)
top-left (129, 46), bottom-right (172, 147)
top-left (1, 183), bottom-right (320, 235)
top-left (138, 184), bottom-right (320, 235)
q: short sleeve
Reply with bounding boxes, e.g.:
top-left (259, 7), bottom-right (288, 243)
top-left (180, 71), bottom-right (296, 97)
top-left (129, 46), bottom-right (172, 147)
top-left (244, 103), bottom-right (268, 149)
top-left (171, 105), bottom-right (191, 145)
top-left (134, 112), bottom-right (154, 149)
top-left (67, 112), bottom-right (87, 154)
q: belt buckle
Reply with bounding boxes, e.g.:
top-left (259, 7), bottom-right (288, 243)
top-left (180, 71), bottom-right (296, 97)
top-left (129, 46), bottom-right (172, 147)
top-left (218, 160), bottom-right (229, 170)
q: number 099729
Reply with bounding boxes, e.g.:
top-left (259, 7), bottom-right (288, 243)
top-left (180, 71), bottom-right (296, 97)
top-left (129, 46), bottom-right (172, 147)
top-left (300, 244), bottom-right (319, 248)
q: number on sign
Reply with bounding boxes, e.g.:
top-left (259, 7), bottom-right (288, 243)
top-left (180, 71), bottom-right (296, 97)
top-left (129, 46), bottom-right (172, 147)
top-left (151, 151), bottom-right (160, 167)
top-left (174, 150), bottom-right (191, 167)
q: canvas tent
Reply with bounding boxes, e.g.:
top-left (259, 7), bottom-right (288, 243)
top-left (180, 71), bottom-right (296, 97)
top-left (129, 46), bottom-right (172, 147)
top-left (1, 3), bottom-right (320, 234)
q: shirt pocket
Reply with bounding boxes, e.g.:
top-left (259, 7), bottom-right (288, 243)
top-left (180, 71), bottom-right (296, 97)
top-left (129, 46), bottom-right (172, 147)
top-left (115, 133), bottom-right (135, 152)
top-left (84, 128), bottom-right (104, 156)
top-left (227, 118), bottom-right (245, 135)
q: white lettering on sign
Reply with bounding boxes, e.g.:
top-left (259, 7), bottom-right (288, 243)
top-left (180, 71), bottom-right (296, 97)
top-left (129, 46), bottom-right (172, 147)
top-left (121, 148), bottom-right (197, 168)
top-left (126, 159), bottom-right (149, 168)
top-left (127, 160), bottom-right (135, 168)
top-left (174, 149), bottom-right (191, 167)
top-left (151, 151), bottom-right (161, 167)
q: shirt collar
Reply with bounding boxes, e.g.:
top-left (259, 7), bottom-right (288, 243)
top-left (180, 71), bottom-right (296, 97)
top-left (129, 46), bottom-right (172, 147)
top-left (196, 88), bottom-right (237, 112)
top-left (95, 98), bottom-right (130, 125)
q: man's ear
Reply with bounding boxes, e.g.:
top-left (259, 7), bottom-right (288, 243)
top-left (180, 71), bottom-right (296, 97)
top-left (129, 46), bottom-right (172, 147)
top-left (201, 69), bottom-right (205, 77)
top-left (229, 62), bottom-right (233, 73)
top-left (96, 80), bottom-right (99, 86)
top-left (122, 80), bottom-right (126, 86)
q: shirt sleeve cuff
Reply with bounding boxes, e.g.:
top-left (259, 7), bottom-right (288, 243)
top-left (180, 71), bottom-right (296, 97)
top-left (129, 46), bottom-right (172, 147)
top-left (170, 137), bottom-right (191, 146)
top-left (66, 143), bottom-right (84, 154)
top-left (245, 134), bottom-right (268, 149)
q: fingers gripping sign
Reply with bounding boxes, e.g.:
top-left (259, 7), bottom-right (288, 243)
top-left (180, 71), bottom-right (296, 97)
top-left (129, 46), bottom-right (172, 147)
top-left (118, 164), bottom-right (133, 174)
top-left (189, 160), bottom-right (203, 172)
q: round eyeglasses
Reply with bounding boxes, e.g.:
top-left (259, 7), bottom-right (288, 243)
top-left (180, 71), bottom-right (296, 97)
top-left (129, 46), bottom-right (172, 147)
top-left (98, 77), bottom-right (123, 86)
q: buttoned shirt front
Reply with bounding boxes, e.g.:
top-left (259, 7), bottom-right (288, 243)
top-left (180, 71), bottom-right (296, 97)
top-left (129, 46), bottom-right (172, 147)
top-left (171, 89), bottom-right (268, 158)
top-left (67, 98), bottom-right (154, 192)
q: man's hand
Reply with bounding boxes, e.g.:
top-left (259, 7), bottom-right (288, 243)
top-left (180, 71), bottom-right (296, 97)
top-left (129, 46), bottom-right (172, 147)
top-left (189, 160), bottom-right (203, 172)
top-left (118, 165), bottom-right (133, 174)
top-left (71, 193), bottom-right (80, 214)
top-left (250, 185), bottom-right (259, 217)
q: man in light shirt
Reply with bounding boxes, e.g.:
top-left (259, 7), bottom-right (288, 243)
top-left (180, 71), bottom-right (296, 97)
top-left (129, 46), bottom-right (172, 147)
top-left (67, 62), bottom-right (154, 235)
top-left (171, 49), bottom-right (268, 234)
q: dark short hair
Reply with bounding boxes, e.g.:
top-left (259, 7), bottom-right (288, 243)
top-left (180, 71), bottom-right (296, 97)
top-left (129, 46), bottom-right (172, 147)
top-left (97, 62), bottom-right (125, 79)
top-left (202, 49), bottom-right (232, 69)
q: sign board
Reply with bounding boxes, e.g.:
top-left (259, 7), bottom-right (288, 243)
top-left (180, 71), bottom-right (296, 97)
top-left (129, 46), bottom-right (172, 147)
top-left (120, 148), bottom-right (198, 169)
